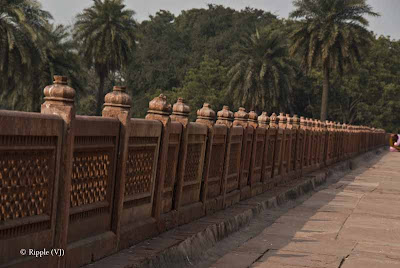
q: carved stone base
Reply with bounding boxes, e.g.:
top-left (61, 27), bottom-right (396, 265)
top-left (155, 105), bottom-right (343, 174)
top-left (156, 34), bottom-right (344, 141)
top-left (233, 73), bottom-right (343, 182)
top-left (262, 179), bottom-right (274, 192)
top-left (250, 182), bottom-right (263, 197)
top-left (272, 174), bottom-right (283, 187)
top-left (240, 185), bottom-right (251, 201)
top-left (177, 202), bottom-right (205, 226)
top-left (119, 217), bottom-right (158, 250)
top-left (67, 231), bottom-right (117, 268)
top-left (224, 190), bottom-right (240, 208)
top-left (158, 210), bottom-right (179, 233)
top-left (205, 195), bottom-right (224, 215)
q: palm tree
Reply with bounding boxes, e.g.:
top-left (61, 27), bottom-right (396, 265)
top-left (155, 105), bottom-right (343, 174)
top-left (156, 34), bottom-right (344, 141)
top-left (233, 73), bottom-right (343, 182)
top-left (0, 0), bottom-right (52, 99)
top-left (1, 23), bottom-right (85, 112)
top-left (227, 26), bottom-right (295, 113)
top-left (289, 0), bottom-right (379, 121)
top-left (73, 0), bottom-right (137, 115)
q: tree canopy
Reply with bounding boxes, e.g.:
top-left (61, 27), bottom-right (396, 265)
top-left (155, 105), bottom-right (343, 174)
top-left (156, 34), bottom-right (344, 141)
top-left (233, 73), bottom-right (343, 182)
top-left (0, 1), bottom-right (398, 132)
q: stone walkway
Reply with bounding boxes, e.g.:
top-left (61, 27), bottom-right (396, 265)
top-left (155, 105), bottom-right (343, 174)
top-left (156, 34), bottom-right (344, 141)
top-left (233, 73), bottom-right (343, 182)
top-left (210, 151), bottom-right (400, 268)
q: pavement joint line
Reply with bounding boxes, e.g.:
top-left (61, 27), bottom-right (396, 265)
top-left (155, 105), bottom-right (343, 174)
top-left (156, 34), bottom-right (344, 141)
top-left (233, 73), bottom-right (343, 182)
top-left (334, 191), bottom-right (367, 240)
top-left (338, 254), bottom-right (350, 268)
top-left (250, 248), bottom-right (270, 266)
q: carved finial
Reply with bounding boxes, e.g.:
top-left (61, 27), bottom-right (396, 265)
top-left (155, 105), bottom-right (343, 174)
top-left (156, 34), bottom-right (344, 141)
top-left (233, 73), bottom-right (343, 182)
top-left (196, 103), bottom-right (216, 128)
top-left (172, 97), bottom-right (190, 115)
top-left (248, 111), bottom-right (258, 128)
top-left (270, 113), bottom-right (278, 128)
top-left (277, 112), bottom-right (286, 129)
top-left (292, 114), bottom-right (300, 129)
top-left (307, 118), bottom-right (313, 129)
top-left (233, 107), bottom-right (249, 127)
top-left (258, 112), bottom-right (270, 129)
top-left (216, 105), bottom-right (234, 127)
top-left (102, 86), bottom-right (131, 117)
top-left (147, 94), bottom-right (172, 116)
top-left (286, 114), bottom-right (293, 129)
top-left (146, 94), bottom-right (172, 125)
top-left (321, 121), bottom-right (326, 130)
top-left (300, 116), bottom-right (307, 129)
top-left (325, 120), bottom-right (331, 130)
top-left (170, 97), bottom-right (190, 126)
top-left (43, 75), bottom-right (75, 105)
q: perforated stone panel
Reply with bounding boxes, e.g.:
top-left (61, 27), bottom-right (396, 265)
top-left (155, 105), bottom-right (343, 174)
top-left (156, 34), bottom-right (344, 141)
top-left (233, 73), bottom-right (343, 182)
top-left (125, 137), bottom-right (158, 197)
top-left (184, 143), bottom-right (203, 182)
top-left (0, 150), bottom-right (54, 221)
top-left (71, 150), bottom-right (111, 207)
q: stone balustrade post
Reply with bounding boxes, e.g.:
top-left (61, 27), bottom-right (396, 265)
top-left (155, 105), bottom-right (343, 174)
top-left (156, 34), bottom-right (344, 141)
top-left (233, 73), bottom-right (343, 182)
top-left (41, 75), bottom-right (76, 268)
top-left (258, 112), bottom-right (272, 191)
top-left (101, 86), bottom-right (131, 248)
top-left (270, 113), bottom-right (284, 184)
top-left (278, 113), bottom-right (289, 180)
top-left (195, 103), bottom-right (216, 206)
top-left (233, 107), bottom-right (252, 200)
top-left (145, 94), bottom-right (172, 226)
top-left (170, 98), bottom-right (190, 211)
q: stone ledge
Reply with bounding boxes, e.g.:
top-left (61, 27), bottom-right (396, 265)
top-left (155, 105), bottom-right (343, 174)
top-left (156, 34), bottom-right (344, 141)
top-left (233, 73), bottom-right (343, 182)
top-left (84, 148), bottom-right (386, 268)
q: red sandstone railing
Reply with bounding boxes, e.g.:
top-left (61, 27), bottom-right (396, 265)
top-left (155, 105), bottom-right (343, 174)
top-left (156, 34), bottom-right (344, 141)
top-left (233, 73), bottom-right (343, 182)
top-left (0, 76), bottom-right (388, 268)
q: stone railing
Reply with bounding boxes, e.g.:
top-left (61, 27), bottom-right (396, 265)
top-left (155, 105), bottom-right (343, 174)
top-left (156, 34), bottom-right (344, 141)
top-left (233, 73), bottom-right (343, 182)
top-left (0, 77), bottom-right (387, 268)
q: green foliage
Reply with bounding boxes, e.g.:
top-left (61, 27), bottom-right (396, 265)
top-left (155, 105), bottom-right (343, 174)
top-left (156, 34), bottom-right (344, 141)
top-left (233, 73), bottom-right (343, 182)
top-left (73, 0), bottom-right (137, 115)
top-left (0, 1), bottom-right (399, 132)
top-left (0, 0), bottom-right (52, 111)
top-left (0, 0), bottom-right (52, 81)
top-left (228, 26), bottom-right (295, 113)
top-left (169, 55), bottom-right (228, 120)
top-left (289, 0), bottom-right (379, 120)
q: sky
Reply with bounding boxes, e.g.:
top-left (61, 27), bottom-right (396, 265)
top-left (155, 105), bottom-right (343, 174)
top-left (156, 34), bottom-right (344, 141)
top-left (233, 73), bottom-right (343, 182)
top-left (40, 0), bottom-right (400, 40)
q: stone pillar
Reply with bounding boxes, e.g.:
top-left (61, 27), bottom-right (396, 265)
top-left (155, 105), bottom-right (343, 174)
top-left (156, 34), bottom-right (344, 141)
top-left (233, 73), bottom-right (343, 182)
top-left (270, 113), bottom-right (285, 183)
top-left (314, 119), bottom-right (320, 167)
top-left (101, 86), bottom-right (131, 246)
top-left (170, 98), bottom-right (191, 211)
top-left (342, 123), bottom-right (348, 158)
top-left (41, 75), bottom-right (76, 267)
top-left (258, 112), bottom-right (270, 191)
top-left (278, 113), bottom-right (289, 177)
top-left (233, 107), bottom-right (252, 199)
top-left (145, 94), bottom-right (172, 225)
top-left (196, 103), bottom-right (216, 206)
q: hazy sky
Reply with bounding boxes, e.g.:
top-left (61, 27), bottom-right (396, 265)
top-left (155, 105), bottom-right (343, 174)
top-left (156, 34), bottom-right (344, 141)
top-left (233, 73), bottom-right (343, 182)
top-left (40, 0), bottom-right (400, 39)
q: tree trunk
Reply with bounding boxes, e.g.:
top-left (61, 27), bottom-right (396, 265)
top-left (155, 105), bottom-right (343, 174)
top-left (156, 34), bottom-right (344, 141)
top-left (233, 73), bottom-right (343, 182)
top-left (30, 73), bottom-right (41, 112)
top-left (320, 65), bottom-right (330, 122)
top-left (96, 74), bottom-right (105, 116)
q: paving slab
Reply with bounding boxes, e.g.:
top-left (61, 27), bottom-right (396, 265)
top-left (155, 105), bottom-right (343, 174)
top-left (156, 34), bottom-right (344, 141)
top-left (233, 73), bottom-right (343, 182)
top-left (252, 249), bottom-right (343, 268)
top-left (209, 150), bottom-right (400, 268)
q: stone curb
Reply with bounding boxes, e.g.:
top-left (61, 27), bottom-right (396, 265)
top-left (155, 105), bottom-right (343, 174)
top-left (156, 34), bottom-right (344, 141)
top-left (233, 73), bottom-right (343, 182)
top-left (86, 148), bottom-right (386, 268)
